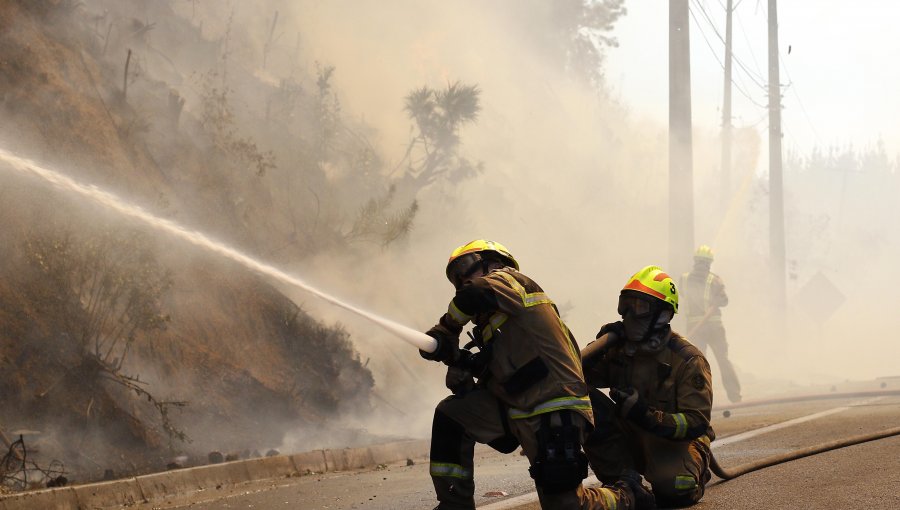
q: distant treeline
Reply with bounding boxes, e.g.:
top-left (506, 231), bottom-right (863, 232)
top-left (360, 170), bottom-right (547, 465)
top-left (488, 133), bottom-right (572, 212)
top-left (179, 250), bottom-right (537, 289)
top-left (785, 141), bottom-right (898, 174)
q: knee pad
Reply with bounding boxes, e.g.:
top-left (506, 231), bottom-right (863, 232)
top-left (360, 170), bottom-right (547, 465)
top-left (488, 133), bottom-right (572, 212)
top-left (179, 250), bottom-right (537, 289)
top-left (528, 412), bottom-right (588, 494)
top-left (529, 452), bottom-right (588, 495)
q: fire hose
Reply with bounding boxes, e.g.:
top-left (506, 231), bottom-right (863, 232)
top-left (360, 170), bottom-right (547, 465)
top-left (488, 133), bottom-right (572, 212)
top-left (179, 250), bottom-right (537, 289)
top-left (710, 425), bottom-right (900, 481)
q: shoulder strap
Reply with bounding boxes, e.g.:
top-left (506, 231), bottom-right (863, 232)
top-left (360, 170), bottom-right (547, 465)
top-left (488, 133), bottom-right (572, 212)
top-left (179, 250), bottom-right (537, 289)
top-left (667, 334), bottom-right (700, 361)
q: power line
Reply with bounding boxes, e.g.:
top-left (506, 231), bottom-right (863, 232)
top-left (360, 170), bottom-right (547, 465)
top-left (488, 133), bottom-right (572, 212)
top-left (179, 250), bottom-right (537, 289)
top-left (718, 0), bottom-right (817, 151)
top-left (731, 0), bottom-right (765, 79)
top-left (746, 110), bottom-right (769, 128)
top-left (780, 58), bottom-right (822, 147)
top-left (694, 0), bottom-right (766, 104)
top-left (688, 1), bottom-right (767, 109)
top-left (694, 0), bottom-right (767, 90)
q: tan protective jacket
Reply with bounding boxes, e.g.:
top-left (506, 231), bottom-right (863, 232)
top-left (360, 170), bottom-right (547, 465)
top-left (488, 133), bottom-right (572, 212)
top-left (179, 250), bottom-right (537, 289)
top-left (583, 331), bottom-right (715, 441)
top-left (680, 270), bottom-right (728, 326)
top-left (429, 268), bottom-right (593, 423)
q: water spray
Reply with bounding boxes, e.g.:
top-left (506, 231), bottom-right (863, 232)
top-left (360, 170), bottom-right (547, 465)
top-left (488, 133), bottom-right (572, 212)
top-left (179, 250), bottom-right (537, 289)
top-left (0, 147), bottom-right (438, 353)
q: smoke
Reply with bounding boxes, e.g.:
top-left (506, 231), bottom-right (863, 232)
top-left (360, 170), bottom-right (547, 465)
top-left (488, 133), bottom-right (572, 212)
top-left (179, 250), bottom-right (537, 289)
top-left (3, 0), bottom-right (897, 466)
top-left (212, 1), bottom-right (672, 440)
top-left (262, 1), bottom-right (900, 410)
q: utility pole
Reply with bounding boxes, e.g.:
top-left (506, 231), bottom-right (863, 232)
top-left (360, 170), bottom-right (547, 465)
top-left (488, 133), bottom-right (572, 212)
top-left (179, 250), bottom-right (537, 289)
top-left (721, 0), bottom-right (734, 213)
top-left (767, 0), bottom-right (786, 323)
top-left (669, 0), bottom-right (695, 275)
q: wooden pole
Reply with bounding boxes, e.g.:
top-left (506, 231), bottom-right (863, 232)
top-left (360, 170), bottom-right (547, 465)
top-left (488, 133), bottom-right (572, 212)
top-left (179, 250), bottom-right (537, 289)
top-left (721, 0), bottom-right (734, 212)
top-left (669, 0), bottom-right (695, 274)
top-left (767, 0), bottom-right (786, 324)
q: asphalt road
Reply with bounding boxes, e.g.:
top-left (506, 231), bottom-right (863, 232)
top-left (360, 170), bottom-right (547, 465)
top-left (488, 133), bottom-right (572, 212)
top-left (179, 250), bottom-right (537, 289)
top-left (130, 392), bottom-right (900, 509)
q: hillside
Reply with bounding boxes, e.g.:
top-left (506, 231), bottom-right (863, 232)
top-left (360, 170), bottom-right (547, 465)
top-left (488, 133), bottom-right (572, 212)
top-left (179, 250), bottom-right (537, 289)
top-left (0, 0), bottom-right (383, 485)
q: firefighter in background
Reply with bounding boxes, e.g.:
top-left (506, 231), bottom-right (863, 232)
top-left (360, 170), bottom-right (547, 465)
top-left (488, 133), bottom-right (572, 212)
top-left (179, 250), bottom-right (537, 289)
top-left (582, 266), bottom-right (715, 508)
top-left (419, 240), bottom-right (654, 510)
top-left (680, 245), bottom-right (742, 403)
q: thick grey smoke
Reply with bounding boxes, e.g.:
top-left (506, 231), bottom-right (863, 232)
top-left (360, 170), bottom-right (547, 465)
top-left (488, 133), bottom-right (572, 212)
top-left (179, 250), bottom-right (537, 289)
top-left (4, 0), bottom-right (895, 456)
top-left (265, 0), bottom-right (900, 423)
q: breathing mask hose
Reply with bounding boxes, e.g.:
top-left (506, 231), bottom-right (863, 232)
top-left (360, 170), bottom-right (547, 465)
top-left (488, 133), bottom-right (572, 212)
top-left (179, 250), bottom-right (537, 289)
top-left (710, 425), bottom-right (900, 481)
top-left (581, 333), bottom-right (620, 365)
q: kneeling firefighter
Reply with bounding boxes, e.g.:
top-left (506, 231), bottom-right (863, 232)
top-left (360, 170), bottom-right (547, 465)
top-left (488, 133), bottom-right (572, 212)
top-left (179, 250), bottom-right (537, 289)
top-left (420, 240), bottom-right (653, 510)
top-left (582, 266), bottom-right (715, 508)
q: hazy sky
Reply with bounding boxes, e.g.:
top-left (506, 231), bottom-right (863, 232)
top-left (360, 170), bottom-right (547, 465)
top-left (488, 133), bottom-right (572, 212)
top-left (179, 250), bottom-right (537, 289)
top-left (606, 1), bottom-right (900, 159)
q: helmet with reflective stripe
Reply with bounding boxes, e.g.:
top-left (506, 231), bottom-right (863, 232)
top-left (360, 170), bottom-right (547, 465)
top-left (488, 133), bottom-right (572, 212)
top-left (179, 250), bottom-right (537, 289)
top-left (620, 265), bottom-right (678, 313)
top-left (694, 245), bottom-right (715, 261)
top-left (445, 240), bottom-right (518, 286)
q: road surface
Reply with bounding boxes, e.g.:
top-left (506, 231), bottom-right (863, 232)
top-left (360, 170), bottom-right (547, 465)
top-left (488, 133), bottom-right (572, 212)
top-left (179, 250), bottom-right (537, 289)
top-left (128, 391), bottom-right (900, 509)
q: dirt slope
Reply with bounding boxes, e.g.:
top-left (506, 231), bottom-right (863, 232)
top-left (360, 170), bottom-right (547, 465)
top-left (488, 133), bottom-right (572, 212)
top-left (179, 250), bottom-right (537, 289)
top-left (0, 0), bottom-right (374, 485)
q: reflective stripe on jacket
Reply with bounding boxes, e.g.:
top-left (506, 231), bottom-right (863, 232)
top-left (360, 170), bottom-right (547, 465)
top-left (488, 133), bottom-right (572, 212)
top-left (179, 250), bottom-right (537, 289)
top-left (680, 271), bottom-right (728, 324)
top-left (583, 331), bottom-right (715, 441)
top-left (429, 268), bottom-right (593, 425)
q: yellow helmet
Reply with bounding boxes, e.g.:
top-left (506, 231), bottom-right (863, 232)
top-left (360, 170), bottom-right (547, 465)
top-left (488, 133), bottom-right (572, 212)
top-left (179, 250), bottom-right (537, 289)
top-left (694, 245), bottom-right (715, 261)
top-left (445, 240), bottom-right (518, 287)
top-left (620, 265), bottom-right (678, 313)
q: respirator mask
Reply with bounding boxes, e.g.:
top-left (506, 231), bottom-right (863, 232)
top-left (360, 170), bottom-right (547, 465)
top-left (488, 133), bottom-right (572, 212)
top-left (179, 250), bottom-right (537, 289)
top-left (618, 292), bottom-right (674, 353)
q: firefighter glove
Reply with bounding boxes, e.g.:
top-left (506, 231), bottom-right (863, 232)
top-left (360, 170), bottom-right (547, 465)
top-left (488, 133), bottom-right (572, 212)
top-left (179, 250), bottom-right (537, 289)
top-left (420, 328), bottom-right (460, 364)
top-left (609, 387), bottom-right (646, 420)
top-left (597, 321), bottom-right (625, 341)
top-left (445, 366), bottom-right (475, 395)
top-left (455, 348), bottom-right (491, 379)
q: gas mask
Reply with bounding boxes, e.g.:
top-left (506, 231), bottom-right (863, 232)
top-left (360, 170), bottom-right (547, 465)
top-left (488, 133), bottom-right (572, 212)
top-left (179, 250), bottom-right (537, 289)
top-left (618, 292), bottom-right (674, 354)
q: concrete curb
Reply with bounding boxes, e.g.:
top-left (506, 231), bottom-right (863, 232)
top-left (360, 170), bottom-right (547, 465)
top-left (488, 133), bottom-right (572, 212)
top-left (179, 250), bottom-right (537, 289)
top-left (74, 479), bottom-right (144, 508)
top-left (0, 486), bottom-right (78, 510)
top-left (0, 439), bottom-right (430, 510)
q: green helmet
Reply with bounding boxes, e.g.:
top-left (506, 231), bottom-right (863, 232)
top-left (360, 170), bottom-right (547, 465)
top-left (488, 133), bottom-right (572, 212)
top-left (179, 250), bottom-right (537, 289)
top-left (694, 245), bottom-right (715, 261)
top-left (620, 265), bottom-right (678, 313)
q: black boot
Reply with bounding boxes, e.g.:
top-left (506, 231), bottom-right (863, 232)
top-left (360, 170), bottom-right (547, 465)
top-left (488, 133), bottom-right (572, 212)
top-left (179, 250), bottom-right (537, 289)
top-left (614, 469), bottom-right (656, 510)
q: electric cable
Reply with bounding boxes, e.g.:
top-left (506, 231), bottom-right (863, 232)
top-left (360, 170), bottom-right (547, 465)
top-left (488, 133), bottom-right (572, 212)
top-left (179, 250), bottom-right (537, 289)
top-left (688, 1), bottom-right (767, 109)
top-left (780, 60), bottom-right (822, 148)
top-left (733, 2), bottom-right (764, 84)
top-left (710, 425), bottom-right (900, 481)
top-left (694, 0), bottom-right (768, 90)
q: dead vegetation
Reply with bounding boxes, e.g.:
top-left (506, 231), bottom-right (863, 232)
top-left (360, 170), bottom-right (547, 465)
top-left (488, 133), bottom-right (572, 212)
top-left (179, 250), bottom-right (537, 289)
top-left (1, 433), bottom-right (67, 491)
top-left (198, 70), bottom-right (276, 177)
top-left (25, 223), bottom-right (195, 448)
top-left (0, 0), bottom-right (381, 487)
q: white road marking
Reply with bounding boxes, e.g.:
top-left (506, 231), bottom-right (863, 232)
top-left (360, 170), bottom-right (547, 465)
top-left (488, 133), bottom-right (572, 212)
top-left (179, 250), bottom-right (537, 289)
top-left (712, 396), bottom-right (884, 447)
top-left (478, 396), bottom-right (884, 509)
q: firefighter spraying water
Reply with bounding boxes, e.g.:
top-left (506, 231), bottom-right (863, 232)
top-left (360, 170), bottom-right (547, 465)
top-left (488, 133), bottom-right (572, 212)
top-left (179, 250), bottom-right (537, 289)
top-left (418, 240), bottom-right (653, 510)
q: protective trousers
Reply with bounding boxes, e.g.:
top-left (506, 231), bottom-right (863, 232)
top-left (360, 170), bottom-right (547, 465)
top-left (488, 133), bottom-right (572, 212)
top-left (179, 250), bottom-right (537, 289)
top-left (429, 388), bottom-right (629, 510)
top-left (583, 391), bottom-right (711, 508)
top-left (690, 322), bottom-right (741, 402)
